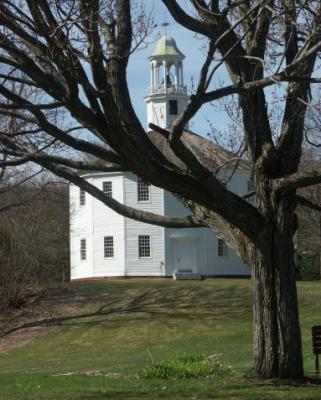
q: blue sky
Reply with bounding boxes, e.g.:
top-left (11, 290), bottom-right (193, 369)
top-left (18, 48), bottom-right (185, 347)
top-left (127, 1), bottom-right (230, 136)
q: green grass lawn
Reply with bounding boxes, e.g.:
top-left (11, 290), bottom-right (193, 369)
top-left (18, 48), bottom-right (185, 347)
top-left (0, 279), bottom-right (320, 399)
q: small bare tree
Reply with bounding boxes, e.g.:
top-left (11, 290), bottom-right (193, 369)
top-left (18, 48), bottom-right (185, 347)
top-left (0, 220), bottom-right (35, 311)
top-left (296, 107), bottom-right (321, 278)
top-left (0, 181), bottom-right (69, 312)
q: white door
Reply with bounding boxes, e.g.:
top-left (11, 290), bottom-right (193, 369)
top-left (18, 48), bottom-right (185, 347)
top-left (174, 239), bottom-right (198, 273)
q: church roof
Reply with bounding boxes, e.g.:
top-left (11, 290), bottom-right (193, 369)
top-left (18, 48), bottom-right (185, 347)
top-left (150, 36), bottom-right (185, 59)
top-left (147, 130), bottom-right (250, 172)
top-left (79, 130), bottom-right (249, 177)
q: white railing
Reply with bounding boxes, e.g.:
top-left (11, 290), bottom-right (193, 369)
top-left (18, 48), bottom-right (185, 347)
top-left (148, 85), bottom-right (188, 95)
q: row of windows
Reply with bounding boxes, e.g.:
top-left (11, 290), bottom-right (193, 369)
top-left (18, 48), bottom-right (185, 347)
top-left (80, 235), bottom-right (151, 260)
top-left (79, 179), bottom-right (255, 207)
top-left (80, 237), bottom-right (227, 260)
top-left (79, 178), bottom-right (150, 206)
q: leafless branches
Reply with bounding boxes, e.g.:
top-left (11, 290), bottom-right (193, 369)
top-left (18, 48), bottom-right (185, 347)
top-left (2, 0), bottom-right (321, 379)
top-left (0, 0), bottom-right (320, 238)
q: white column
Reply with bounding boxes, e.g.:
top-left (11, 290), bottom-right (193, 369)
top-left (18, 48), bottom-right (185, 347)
top-left (163, 61), bottom-right (167, 93)
top-left (175, 63), bottom-right (179, 87)
top-left (154, 63), bottom-right (157, 91)
top-left (180, 62), bottom-right (184, 86)
top-left (155, 63), bottom-right (159, 89)
top-left (151, 63), bottom-right (154, 91)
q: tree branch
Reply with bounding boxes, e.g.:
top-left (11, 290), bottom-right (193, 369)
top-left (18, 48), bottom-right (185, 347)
top-left (297, 194), bottom-right (321, 212)
top-left (275, 169), bottom-right (321, 192)
top-left (37, 161), bottom-right (205, 229)
top-left (0, 84), bottom-right (122, 164)
top-left (1, 150), bottom-right (126, 173)
top-left (161, 0), bottom-right (212, 36)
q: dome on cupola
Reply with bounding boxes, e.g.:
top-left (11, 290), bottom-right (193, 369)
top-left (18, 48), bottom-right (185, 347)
top-left (150, 36), bottom-right (185, 59)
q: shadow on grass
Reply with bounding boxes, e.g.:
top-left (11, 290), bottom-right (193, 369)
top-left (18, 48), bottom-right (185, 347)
top-left (1, 282), bottom-right (251, 338)
top-left (72, 379), bottom-right (321, 400)
top-left (75, 393), bottom-right (217, 400)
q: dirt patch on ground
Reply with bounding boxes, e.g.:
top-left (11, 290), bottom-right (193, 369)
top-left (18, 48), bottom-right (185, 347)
top-left (0, 286), bottom-right (79, 354)
top-left (52, 370), bottom-right (138, 379)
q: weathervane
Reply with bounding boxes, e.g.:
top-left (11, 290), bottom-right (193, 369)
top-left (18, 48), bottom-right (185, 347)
top-left (161, 13), bottom-right (170, 35)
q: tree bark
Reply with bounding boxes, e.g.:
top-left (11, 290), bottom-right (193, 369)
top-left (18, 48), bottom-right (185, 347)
top-left (248, 197), bottom-right (303, 379)
top-left (191, 195), bottom-right (304, 379)
top-left (249, 237), bottom-right (279, 378)
top-left (274, 196), bottom-right (303, 379)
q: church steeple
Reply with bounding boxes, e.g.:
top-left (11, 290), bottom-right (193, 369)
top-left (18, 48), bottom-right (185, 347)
top-left (145, 36), bottom-right (189, 131)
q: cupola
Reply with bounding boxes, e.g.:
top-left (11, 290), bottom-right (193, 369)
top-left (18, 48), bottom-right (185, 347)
top-left (144, 36), bottom-right (189, 130)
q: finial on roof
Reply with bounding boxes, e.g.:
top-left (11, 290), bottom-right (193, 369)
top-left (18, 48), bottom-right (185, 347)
top-left (161, 12), bottom-right (170, 35)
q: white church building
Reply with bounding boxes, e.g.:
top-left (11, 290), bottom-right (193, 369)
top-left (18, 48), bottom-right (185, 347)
top-left (69, 36), bottom-right (250, 280)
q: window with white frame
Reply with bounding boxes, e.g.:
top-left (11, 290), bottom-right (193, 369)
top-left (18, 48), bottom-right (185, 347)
top-left (102, 181), bottom-right (112, 197)
top-left (79, 188), bottom-right (86, 206)
top-left (80, 239), bottom-right (87, 260)
top-left (104, 236), bottom-right (114, 258)
top-left (247, 179), bottom-right (256, 203)
top-left (138, 235), bottom-right (151, 258)
top-left (247, 179), bottom-right (254, 192)
top-left (137, 177), bottom-right (150, 202)
top-left (218, 238), bottom-right (228, 257)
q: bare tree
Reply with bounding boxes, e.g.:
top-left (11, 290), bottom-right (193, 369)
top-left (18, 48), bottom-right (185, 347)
top-left (0, 103), bottom-right (51, 213)
top-left (297, 182), bottom-right (321, 280)
top-left (1, 0), bottom-right (321, 379)
top-left (296, 116), bottom-right (321, 278)
top-left (0, 220), bottom-right (32, 312)
top-left (0, 180), bottom-right (69, 311)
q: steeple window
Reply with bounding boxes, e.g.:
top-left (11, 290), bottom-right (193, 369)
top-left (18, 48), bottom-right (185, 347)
top-left (169, 100), bottom-right (178, 115)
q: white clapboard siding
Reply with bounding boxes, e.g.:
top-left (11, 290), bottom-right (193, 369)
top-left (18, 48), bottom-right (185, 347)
top-left (163, 170), bottom-right (250, 276)
top-left (204, 170), bottom-right (250, 275)
top-left (123, 173), bottom-right (165, 276)
top-left (163, 190), bottom-right (208, 275)
top-left (70, 169), bottom-right (250, 279)
top-left (205, 230), bottom-right (249, 275)
top-left (70, 183), bottom-right (94, 279)
top-left (90, 175), bottom-right (126, 277)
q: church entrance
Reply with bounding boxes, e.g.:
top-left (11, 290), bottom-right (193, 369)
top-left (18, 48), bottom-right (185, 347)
top-left (173, 238), bottom-right (198, 273)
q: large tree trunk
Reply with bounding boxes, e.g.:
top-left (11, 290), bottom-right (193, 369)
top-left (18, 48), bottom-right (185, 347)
top-left (275, 196), bottom-right (303, 379)
top-left (250, 236), bottom-right (279, 378)
top-left (249, 196), bottom-right (304, 379)
top-left (197, 196), bottom-right (304, 379)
